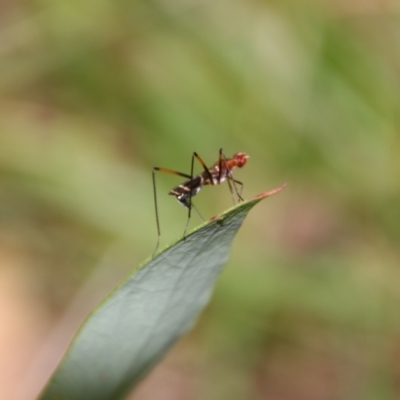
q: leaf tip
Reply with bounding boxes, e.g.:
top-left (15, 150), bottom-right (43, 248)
top-left (255, 182), bottom-right (287, 199)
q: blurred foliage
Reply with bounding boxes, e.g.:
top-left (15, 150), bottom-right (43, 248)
top-left (1, 0), bottom-right (400, 399)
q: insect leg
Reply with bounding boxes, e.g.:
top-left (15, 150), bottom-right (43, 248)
top-left (228, 177), bottom-right (244, 201)
top-left (220, 149), bottom-right (243, 203)
top-left (182, 151), bottom-right (214, 238)
top-left (152, 168), bottom-right (160, 255)
top-left (193, 152), bottom-right (214, 184)
top-left (219, 148), bottom-right (236, 204)
top-left (183, 153), bottom-right (196, 239)
top-left (152, 167), bottom-right (193, 256)
top-left (218, 148), bottom-right (223, 184)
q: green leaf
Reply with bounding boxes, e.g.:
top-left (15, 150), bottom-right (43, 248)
top-left (39, 184), bottom-right (286, 400)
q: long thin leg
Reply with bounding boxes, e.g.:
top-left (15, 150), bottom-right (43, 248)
top-left (183, 153), bottom-right (196, 239)
top-left (215, 148), bottom-right (235, 204)
top-left (152, 167), bottom-right (193, 256)
top-left (220, 149), bottom-right (243, 203)
top-left (184, 151), bottom-right (213, 239)
top-left (183, 151), bottom-right (214, 238)
top-left (226, 176), bottom-right (236, 204)
top-left (218, 149), bottom-right (223, 183)
top-left (191, 202), bottom-right (205, 222)
top-left (218, 148), bottom-right (236, 204)
top-left (228, 177), bottom-right (244, 200)
top-left (153, 153), bottom-right (214, 252)
top-left (194, 152), bottom-right (214, 184)
top-left (153, 167), bottom-right (191, 180)
top-left (183, 200), bottom-right (204, 238)
top-left (152, 168), bottom-right (161, 256)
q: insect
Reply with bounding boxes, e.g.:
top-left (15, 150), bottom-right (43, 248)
top-left (152, 148), bottom-right (249, 254)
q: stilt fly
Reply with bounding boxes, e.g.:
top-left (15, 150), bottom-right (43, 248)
top-left (152, 148), bottom-right (249, 255)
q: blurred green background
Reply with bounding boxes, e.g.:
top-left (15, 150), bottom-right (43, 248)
top-left (1, 0), bottom-right (400, 399)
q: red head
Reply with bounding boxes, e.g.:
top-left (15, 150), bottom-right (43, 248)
top-left (233, 152), bottom-right (249, 168)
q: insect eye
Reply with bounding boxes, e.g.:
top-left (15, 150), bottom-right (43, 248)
top-left (235, 153), bottom-right (249, 167)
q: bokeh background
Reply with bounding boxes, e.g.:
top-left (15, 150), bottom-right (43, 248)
top-left (1, 0), bottom-right (400, 399)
